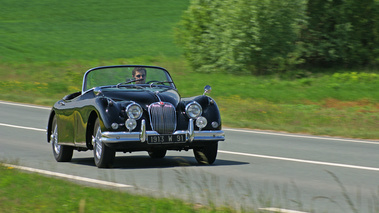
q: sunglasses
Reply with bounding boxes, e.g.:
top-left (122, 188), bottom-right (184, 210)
top-left (136, 74), bottom-right (145, 78)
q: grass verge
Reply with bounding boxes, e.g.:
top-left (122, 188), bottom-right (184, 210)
top-left (0, 164), bottom-right (238, 213)
top-left (1, 58), bottom-right (378, 139)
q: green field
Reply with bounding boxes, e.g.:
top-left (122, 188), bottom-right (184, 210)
top-left (1, 0), bottom-right (378, 139)
top-left (0, 0), bottom-right (188, 62)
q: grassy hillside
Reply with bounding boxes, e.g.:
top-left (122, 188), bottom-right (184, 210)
top-left (0, 0), bottom-right (378, 139)
top-left (0, 0), bottom-right (188, 62)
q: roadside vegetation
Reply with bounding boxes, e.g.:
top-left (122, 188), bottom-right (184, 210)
top-left (0, 164), bottom-right (239, 213)
top-left (1, 58), bottom-right (378, 139)
top-left (1, 0), bottom-right (378, 139)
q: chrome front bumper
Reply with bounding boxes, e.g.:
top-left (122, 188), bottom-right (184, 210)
top-left (101, 119), bottom-right (225, 144)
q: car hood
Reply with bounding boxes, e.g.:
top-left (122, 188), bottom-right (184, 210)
top-left (101, 88), bottom-right (181, 107)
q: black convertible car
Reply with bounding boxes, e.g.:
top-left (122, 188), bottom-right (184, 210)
top-left (47, 65), bottom-right (225, 168)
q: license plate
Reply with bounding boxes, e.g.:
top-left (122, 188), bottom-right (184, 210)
top-left (148, 134), bottom-right (186, 144)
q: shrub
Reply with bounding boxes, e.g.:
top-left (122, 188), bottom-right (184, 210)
top-left (300, 0), bottom-right (379, 67)
top-left (176, 0), bottom-right (307, 75)
top-left (176, 0), bottom-right (379, 74)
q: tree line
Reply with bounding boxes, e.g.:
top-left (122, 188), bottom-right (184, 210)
top-left (175, 0), bottom-right (379, 75)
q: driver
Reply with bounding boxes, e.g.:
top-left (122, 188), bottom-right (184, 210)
top-left (132, 67), bottom-right (146, 84)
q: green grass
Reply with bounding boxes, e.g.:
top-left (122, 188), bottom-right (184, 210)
top-left (0, 0), bottom-right (188, 63)
top-left (1, 0), bottom-right (378, 140)
top-left (1, 59), bottom-right (379, 139)
top-left (0, 164), bottom-right (239, 213)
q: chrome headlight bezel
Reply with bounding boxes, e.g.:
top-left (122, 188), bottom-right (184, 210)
top-left (185, 101), bottom-right (202, 119)
top-left (126, 103), bottom-right (143, 120)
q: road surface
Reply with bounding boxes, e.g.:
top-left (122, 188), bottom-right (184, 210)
top-left (1, 100), bottom-right (379, 213)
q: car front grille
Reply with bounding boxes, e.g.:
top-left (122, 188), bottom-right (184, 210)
top-left (148, 102), bottom-right (176, 134)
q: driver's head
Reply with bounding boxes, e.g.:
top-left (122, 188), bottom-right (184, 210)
top-left (132, 67), bottom-right (146, 84)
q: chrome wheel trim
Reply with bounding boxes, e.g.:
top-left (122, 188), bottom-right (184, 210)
top-left (94, 126), bottom-right (103, 160)
top-left (52, 125), bottom-right (61, 154)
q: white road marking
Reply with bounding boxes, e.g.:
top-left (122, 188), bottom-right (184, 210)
top-left (1, 100), bottom-right (378, 144)
top-left (224, 128), bottom-right (379, 145)
top-left (2, 122), bottom-right (379, 172)
top-left (219, 150), bottom-right (379, 172)
top-left (259, 207), bottom-right (308, 213)
top-left (0, 123), bottom-right (46, 132)
top-left (0, 100), bottom-right (50, 110)
top-left (3, 163), bottom-right (133, 188)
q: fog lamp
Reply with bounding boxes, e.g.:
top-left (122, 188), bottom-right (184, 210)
top-left (111, 123), bottom-right (119, 130)
top-left (211, 121), bottom-right (219, 128)
top-left (125, 119), bottom-right (137, 131)
top-left (196, 116), bottom-right (207, 130)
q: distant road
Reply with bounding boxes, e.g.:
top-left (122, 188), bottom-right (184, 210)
top-left (1, 100), bottom-right (379, 213)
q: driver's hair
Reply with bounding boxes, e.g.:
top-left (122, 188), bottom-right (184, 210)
top-left (132, 67), bottom-right (146, 76)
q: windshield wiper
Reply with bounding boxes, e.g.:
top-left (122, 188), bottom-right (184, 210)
top-left (116, 79), bottom-right (137, 88)
top-left (149, 81), bottom-right (173, 88)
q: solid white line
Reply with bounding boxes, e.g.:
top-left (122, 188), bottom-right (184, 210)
top-left (3, 163), bottom-right (133, 188)
top-left (258, 207), bottom-right (308, 213)
top-left (0, 123), bottom-right (46, 132)
top-left (0, 100), bottom-right (50, 110)
top-left (2, 122), bottom-right (379, 172)
top-left (1, 100), bottom-right (378, 144)
top-left (219, 150), bottom-right (379, 172)
top-left (223, 128), bottom-right (379, 145)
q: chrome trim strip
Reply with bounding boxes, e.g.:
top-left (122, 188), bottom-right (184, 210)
top-left (101, 130), bottom-right (225, 144)
top-left (188, 118), bottom-right (194, 142)
top-left (140, 119), bottom-right (146, 142)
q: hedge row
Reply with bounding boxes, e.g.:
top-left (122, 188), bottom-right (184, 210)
top-left (175, 0), bottom-right (379, 74)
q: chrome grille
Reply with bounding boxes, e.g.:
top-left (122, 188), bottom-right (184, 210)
top-left (148, 102), bottom-right (176, 134)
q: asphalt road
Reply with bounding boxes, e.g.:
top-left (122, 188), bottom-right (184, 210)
top-left (1, 100), bottom-right (379, 213)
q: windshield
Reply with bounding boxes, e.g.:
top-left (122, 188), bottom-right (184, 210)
top-left (82, 65), bottom-right (175, 92)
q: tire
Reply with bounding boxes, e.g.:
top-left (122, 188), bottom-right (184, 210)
top-left (193, 142), bottom-right (218, 165)
top-left (92, 118), bottom-right (115, 168)
top-left (51, 116), bottom-right (73, 162)
top-left (148, 149), bottom-right (167, 158)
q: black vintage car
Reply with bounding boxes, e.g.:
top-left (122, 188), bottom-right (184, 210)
top-left (46, 65), bottom-right (225, 168)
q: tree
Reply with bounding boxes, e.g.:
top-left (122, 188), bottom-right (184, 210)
top-left (176, 0), bottom-right (307, 74)
top-left (301, 0), bottom-right (379, 67)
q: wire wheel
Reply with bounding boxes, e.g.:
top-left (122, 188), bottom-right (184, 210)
top-left (92, 118), bottom-right (115, 168)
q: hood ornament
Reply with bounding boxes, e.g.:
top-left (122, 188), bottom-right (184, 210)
top-left (154, 91), bottom-right (163, 103)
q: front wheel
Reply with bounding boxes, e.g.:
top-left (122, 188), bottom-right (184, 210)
top-left (92, 118), bottom-right (115, 168)
top-left (193, 142), bottom-right (218, 165)
top-left (51, 116), bottom-right (73, 162)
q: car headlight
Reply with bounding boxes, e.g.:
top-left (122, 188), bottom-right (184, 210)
top-left (185, 101), bottom-right (202, 119)
top-left (126, 103), bottom-right (143, 120)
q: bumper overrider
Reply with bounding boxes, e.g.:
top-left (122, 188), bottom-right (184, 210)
top-left (101, 119), bottom-right (225, 144)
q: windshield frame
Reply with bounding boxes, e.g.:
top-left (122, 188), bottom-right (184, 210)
top-left (82, 65), bottom-right (176, 94)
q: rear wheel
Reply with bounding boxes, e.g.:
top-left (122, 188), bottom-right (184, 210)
top-left (51, 116), bottom-right (73, 162)
top-left (92, 118), bottom-right (115, 168)
top-left (148, 149), bottom-right (167, 158)
top-left (193, 142), bottom-right (218, 165)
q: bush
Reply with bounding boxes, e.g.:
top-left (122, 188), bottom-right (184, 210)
top-left (301, 0), bottom-right (379, 67)
top-left (176, 0), bottom-right (379, 74)
top-left (176, 0), bottom-right (307, 75)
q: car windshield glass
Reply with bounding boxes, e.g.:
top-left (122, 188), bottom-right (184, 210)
top-left (83, 66), bottom-right (175, 92)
